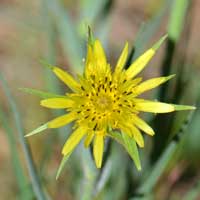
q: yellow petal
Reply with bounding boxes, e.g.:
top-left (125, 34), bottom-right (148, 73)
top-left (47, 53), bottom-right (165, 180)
top-left (129, 126), bottom-right (144, 148)
top-left (48, 112), bottom-right (76, 128)
top-left (40, 98), bottom-right (74, 109)
top-left (132, 115), bottom-right (155, 136)
top-left (62, 126), bottom-right (87, 155)
top-left (93, 133), bottom-right (104, 168)
top-left (93, 40), bottom-right (107, 67)
top-left (126, 35), bottom-right (167, 79)
top-left (85, 44), bottom-right (94, 78)
top-left (135, 100), bottom-right (175, 113)
top-left (132, 74), bottom-right (175, 96)
top-left (84, 132), bottom-right (94, 148)
top-left (114, 42), bottom-right (129, 74)
top-left (52, 67), bottom-right (80, 91)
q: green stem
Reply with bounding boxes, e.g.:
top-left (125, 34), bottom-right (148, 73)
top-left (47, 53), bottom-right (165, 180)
top-left (131, 110), bottom-right (195, 199)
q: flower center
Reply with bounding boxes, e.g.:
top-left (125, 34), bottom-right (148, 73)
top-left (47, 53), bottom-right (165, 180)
top-left (96, 95), bottom-right (112, 110)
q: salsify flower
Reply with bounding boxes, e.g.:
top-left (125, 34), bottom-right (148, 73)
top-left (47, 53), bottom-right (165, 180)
top-left (26, 35), bottom-right (195, 169)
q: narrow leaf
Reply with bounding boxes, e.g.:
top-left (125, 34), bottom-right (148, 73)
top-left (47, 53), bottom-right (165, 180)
top-left (108, 131), bottom-right (141, 170)
top-left (19, 87), bottom-right (65, 99)
top-left (25, 123), bottom-right (48, 137)
top-left (0, 73), bottom-right (47, 200)
top-left (56, 154), bottom-right (71, 180)
top-left (173, 104), bottom-right (196, 111)
top-left (122, 132), bottom-right (141, 171)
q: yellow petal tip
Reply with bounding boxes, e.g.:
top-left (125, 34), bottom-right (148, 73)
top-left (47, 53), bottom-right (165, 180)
top-left (150, 131), bottom-right (155, 136)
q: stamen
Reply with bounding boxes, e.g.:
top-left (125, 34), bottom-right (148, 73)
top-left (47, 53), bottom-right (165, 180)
top-left (93, 124), bottom-right (97, 131)
top-left (81, 86), bottom-right (85, 91)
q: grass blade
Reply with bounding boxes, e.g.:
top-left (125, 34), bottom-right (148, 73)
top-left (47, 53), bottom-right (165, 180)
top-left (0, 73), bottom-right (48, 200)
top-left (56, 154), bottom-right (71, 180)
top-left (168, 0), bottom-right (189, 42)
top-left (132, 0), bottom-right (173, 60)
top-left (132, 110), bottom-right (195, 199)
top-left (0, 106), bottom-right (33, 200)
top-left (45, 0), bottom-right (83, 73)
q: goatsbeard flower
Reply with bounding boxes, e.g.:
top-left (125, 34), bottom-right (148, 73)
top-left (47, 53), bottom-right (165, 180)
top-left (26, 35), bottom-right (195, 169)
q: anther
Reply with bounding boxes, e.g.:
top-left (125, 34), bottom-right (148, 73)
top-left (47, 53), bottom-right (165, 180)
top-left (93, 124), bottom-right (97, 131)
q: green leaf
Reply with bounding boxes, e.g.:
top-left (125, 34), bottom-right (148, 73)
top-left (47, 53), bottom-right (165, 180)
top-left (108, 131), bottom-right (141, 170)
top-left (45, 0), bottom-right (83, 73)
top-left (132, 0), bottom-right (173, 60)
top-left (168, 0), bottom-right (189, 42)
top-left (25, 123), bottom-right (48, 137)
top-left (19, 87), bottom-right (65, 99)
top-left (122, 132), bottom-right (141, 171)
top-left (79, 0), bottom-right (109, 27)
top-left (56, 154), bottom-right (71, 180)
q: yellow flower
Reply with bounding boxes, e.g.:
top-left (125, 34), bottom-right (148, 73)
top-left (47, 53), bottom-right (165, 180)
top-left (26, 35), bottom-right (195, 169)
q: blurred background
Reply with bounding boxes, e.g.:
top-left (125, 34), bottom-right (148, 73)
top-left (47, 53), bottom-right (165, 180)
top-left (0, 0), bottom-right (200, 199)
